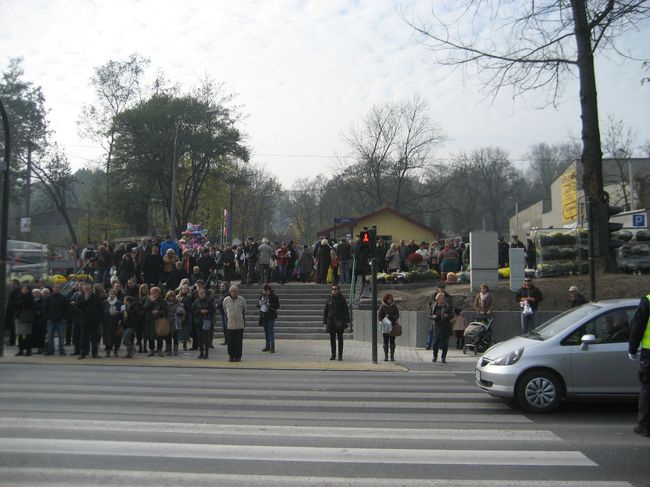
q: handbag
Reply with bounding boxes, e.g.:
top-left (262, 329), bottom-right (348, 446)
top-left (116, 324), bottom-right (124, 337)
top-left (202, 318), bottom-right (212, 331)
top-left (154, 317), bottom-right (171, 337)
top-left (335, 319), bottom-right (348, 332)
top-left (389, 323), bottom-right (403, 337)
top-left (522, 301), bottom-right (533, 316)
top-left (380, 317), bottom-right (393, 335)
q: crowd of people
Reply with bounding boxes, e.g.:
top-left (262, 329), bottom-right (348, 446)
top-left (5, 275), bottom-right (257, 362)
top-left (65, 234), bottom-right (469, 290)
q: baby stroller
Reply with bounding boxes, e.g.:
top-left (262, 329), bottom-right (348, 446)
top-left (463, 313), bottom-right (493, 355)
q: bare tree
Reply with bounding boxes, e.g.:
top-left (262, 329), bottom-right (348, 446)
top-left (526, 143), bottom-right (571, 207)
top-left (31, 145), bottom-right (78, 244)
top-left (602, 114), bottom-right (637, 210)
top-left (392, 96), bottom-right (447, 209)
top-left (405, 1), bottom-right (649, 270)
top-left (344, 97), bottom-right (445, 210)
top-left (344, 103), bottom-right (400, 208)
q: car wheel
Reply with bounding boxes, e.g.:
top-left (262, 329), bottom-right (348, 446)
top-left (515, 370), bottom-right (563, 413)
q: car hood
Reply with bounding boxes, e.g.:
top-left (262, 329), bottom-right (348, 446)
top-left (482, 336), bottom-right (542, 360)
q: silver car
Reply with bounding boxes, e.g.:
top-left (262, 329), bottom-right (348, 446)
top-left (476, 299), bottom-right (639, 413)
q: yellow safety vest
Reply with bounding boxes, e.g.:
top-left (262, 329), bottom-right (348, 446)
top-left (642, 294), bottom-right (650, 350)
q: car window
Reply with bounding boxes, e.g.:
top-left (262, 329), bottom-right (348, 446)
top-left (536, 304), bottom-right (600, 339)
top-left (563, 307), bottom-right (634, 346)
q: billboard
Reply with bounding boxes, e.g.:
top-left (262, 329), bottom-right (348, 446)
top-left (561, 167), bottom-right (578, 223)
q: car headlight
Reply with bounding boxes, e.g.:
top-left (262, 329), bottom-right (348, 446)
top-left (491, 348), bottom-right (524, 366)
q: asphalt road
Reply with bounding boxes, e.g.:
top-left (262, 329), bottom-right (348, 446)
top-left (0, 361), bottom-right (646, 486)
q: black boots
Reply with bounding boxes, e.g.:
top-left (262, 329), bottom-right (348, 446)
top-left (383, 346), bottom-right (389, 362)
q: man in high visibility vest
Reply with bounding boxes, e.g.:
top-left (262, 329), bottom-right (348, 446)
top-left (629, 293), bottom-right (650, 437)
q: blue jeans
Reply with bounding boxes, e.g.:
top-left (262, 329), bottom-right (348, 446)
top-left (47, 320), bottom-right (66, 354)
top-left (97, 268), bottom-right (110, 286)
top-left (278, 265), bottom-right (288, 283)
top-left (432, 333), bottom-right (449, 361)
top-left (426, 326), bottom-right (433, 348)
top-left (122, 328), bottom-right (136, 356)
top-left (521, 311), bottom-right (537, 334)
top-left (338, 260), bottom-right (351, 284)
top-left (262, 317), bottom-right (275, 349)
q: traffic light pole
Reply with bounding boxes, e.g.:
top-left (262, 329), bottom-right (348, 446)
top-left (0, 98), bottom-right (12, 358)
top-left (371, 256), bottom-right (378, 364)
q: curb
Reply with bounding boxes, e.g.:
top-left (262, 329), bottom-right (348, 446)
top-left (0, 355), bottom-right (407, 372)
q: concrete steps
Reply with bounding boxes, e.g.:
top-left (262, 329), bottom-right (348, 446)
top-left (215, 283), bottom-right (357, 340)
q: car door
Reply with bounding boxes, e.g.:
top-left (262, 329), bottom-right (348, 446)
top-left (564, 307), bottom-right (638, 395)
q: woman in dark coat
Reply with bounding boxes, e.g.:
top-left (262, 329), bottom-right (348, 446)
top-left (14, 286), bottom-right (35, 356)
top-left (323, 284), bottom-right (349, 361)
top-left (136, 284), bottom-right (149, 353)
top-left (118, 253), bottom-right (135, 286)
top-left (142, 286), bottom-right (167, 357)
top-left (431, 292), bottom-right (453, 363)
top-left (191, 287), bottom-right (215, 359)
top-left (317, 239), bottom-right (331, 284)
top-left (258, 284), bottom-right (280, 353)
top-left (378, 293), bottom-right (399, 362)
top-left (103, 288), bottom-right (123, 357)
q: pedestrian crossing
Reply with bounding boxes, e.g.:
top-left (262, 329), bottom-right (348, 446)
top-left (0, 364), bottom-right (635, 486)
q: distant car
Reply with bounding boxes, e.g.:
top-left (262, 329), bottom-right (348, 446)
top-left (476, 299), bottom-right (639, 413)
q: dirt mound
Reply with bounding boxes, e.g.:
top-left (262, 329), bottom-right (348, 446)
top-left (392, 274), bottom-right (650, 313)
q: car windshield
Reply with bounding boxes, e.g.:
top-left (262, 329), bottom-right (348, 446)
top-left (533, 304), bottom-right (600, 339)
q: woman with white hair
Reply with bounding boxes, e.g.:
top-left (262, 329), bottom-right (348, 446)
top-left (223, 285), bottom-right (247, 362)
top-left (317, 239), bottom-right (331, 284)
top-left (385, 243), bottom-right (401, 273)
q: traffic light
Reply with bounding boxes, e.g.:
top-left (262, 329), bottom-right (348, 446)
top-left (360, 230), bottom-right (371, 245)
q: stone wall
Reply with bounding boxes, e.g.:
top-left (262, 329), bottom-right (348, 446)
top-left (353, 309), bottom-right (561, 346)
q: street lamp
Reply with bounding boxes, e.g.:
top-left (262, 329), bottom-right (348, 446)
top-left (170, 108), bottom-right (219, 239)
top-left (0, 98), bottom-right (12, 358)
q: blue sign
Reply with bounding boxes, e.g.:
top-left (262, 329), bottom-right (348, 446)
top-left (632, 214), bottom-right (646, 228)
top-left (334, 217), bottom-right (356, 225)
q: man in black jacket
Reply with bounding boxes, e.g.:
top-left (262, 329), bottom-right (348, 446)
top-left (336, 239), bottom-right (352, 284)
top-left (77, 284), bottom-right (104, 359)
top-left (629, 293), bottom-right (650, 437)
top-left (44, 285), bottom-right (68, 356)
top-left (515, 277), bottom-right (543, 334)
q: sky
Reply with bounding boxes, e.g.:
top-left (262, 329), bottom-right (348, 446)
top-left (1, 0), bottom-right (649, 188)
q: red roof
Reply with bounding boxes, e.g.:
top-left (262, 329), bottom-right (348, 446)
top-left (317, 207), bottom-right (439, 238)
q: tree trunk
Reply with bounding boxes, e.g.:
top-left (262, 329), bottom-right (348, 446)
top-left (571, 0), bottom-right (608, 272)
top-left (58, 205), bottom-right (79, 246)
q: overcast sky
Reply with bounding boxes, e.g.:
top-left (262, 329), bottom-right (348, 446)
top-left (2, 0), bottom-right (649, 187)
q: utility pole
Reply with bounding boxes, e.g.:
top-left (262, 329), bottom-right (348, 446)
top-left (25, 143), bottom-right (32, 240)
top-left (0, 98), bottom-right (12, 358)
top-left (586, 197), bottom-right (596, 301)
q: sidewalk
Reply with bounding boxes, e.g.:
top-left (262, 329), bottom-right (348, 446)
top-left (0, 340), bottom-right (479, 372)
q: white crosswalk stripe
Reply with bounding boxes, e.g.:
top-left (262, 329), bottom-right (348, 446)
top-left (0, 364), bottom-right (634, 486)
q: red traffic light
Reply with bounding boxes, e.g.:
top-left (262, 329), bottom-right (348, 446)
top-left (362, 232), bottom-right (370, 243)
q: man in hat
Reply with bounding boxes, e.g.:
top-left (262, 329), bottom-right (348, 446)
top-left (510, 235), bottom-right (525, 249)
top-left (568, 286), bottom-right (588, 308)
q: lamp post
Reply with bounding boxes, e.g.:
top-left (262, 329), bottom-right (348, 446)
top-left (0, 98), bottom-right (12, 357)
top-left (170, 108), bottom-right (219, 239)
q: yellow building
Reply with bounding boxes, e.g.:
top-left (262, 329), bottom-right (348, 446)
top-left (318, 207), bottom-right (439, 243)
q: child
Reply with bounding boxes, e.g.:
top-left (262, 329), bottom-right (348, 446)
top-left (451, 307), bottom-right (468, 350)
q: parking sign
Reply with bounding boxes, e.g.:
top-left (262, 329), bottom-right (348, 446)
top-left (632, 214), bottom-right (646, 228)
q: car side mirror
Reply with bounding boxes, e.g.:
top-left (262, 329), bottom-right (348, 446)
top-left (580, 334), bottom-right (596, 351)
